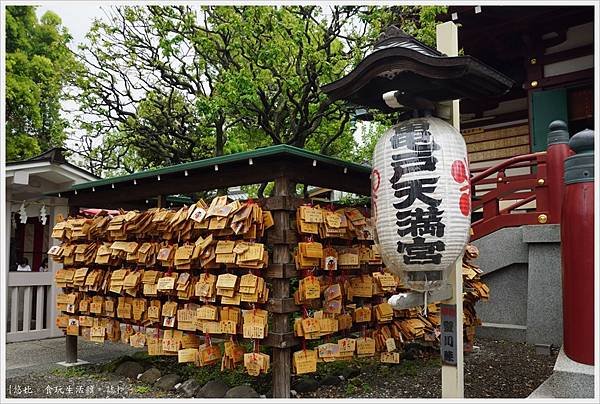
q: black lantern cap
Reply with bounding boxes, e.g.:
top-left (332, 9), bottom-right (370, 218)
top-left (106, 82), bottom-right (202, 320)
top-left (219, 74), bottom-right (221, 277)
top-left (322, 26), bottom-right (515, 113)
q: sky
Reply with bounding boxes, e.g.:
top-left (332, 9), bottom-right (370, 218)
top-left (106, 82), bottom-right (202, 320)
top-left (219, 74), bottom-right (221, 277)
top-left (36, 4), bottom-right (105, 50)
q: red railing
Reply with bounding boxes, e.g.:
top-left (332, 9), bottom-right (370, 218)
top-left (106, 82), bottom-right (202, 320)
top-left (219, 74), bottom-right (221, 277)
top-left (469, 152), bottom-right (551, 241)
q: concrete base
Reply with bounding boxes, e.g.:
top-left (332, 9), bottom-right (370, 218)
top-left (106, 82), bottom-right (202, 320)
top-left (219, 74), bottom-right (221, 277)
top-left (56, 359), bottom-right (90, 367)
top-left (528, 346), bottom-right (595, 398)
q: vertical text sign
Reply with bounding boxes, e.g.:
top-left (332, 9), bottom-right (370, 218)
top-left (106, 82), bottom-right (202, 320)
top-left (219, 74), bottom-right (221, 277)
top-left (440, 304), bottom-right (457, 366)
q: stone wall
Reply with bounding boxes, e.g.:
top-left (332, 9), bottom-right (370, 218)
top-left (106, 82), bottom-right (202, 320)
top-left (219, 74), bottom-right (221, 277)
top-left (472, 224), bottom-right (562, 346)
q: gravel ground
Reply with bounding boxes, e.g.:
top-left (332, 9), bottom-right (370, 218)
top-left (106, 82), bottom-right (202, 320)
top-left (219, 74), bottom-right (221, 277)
top-left (6, 338), bottom-right (557, 399)
top-left (297, 338), bottom-right (558, 399)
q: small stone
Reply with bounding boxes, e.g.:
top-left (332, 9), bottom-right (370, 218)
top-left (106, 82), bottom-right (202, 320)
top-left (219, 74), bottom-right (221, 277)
top-left (341, 367), bottom-right (360, 380)
top-left (176, 379), bottom-right (201, 398)
top-left (154, 374), bottom-right (181, 391)
top-left (115, 361), bottom-right (144, 379)
top-left (197, 380), bottom-right (229, 398)
top-left (321, 375), bottom-right (342, 386)
top-left (293, 377), bottom-right (319, 393)
top-left (138, 367), bottom-right (161, 384)
top-left (225, 385), bottom-right (260, 398)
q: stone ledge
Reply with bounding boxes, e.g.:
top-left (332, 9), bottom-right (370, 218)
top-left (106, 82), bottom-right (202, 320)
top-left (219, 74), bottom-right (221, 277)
top-left (554, 346), bottom-right (594, 375)
top-left (522, 224), bottom-right (561, 243)
top-left (476, 322), bottom-right (526, 342)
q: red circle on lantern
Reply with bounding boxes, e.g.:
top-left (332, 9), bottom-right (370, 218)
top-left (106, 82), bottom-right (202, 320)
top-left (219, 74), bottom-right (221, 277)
top-left (452, 160), bottom-right (467, 183)
top-left (459, 193), bottom-right (470, 216)
top-left (372, 169), bottom-right (381, 192)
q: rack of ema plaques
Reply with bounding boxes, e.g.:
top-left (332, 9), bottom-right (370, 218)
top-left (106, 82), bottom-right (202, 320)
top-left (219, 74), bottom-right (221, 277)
top-left (50, 193), bottom-right (489, 398)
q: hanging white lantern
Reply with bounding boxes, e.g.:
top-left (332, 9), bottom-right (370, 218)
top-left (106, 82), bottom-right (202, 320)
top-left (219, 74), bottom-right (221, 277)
top-left (40, 204), bottom-right (48, 225)
top-left (18, 202), bottom-right (28, 224)
top-left (372, 116), bottom-right (470, 291)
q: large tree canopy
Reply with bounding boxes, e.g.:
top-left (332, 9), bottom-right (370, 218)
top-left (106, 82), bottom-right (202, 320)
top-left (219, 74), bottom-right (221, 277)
top-left (5, 6), bottom-right (77, 161)
top-left (73, 6), bottom-right (386, 175)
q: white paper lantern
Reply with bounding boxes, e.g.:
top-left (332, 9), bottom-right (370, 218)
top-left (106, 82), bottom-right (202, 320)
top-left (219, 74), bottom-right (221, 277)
top-left (371, 117), bottom-right (470, 290)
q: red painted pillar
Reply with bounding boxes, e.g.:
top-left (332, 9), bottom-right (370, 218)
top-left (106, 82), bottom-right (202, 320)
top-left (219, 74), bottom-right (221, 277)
top-left (561, 128), bottom-right (594, 365)
top-left (546, 121), bottom-right (573, 223)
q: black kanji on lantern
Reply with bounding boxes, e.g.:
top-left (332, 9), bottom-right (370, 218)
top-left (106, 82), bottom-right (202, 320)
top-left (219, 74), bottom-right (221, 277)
top-left (392, 177), bottom-right (441, 209)
top-left (396, 206), bottom-right (445, 237)
top-left (397, 236), bottom-right (445, 264)
top-left (390, 121), bottom-right (434, 150)
top-left (388, 118), bottom-right (447, 266)
top-left (390, 150), bottom-right (438, 182)
top-left (389, 121), bottom-right (440, 182)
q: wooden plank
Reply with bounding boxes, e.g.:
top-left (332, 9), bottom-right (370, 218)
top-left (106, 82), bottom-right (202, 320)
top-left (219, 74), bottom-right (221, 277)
top-left (10, 287), bottom-right (18, 333)
top-left (469, 145), bottom-right (531, 163)
top-left (23, 286), bottom-right (32, 332)
top-left (463, 124), bottom-right (529, 144)
top-left (461, 110), bottom-right (528, 130)
top-left (36, 285), bottom-right (45, 331)
top-left (467, 135), bottom-right (530, 153)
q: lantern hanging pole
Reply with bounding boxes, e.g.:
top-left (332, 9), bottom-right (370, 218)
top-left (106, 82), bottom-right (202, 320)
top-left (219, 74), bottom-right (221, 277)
top-left (436, 20), bottom-right (464, 399)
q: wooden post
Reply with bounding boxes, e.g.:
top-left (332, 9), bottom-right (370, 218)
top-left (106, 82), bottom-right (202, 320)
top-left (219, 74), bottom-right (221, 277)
top-left (157, 195), bottom-right (167, 208)
top-left (440, 256), bottom-right (464, 397)
top-left (270, 176), bottom-right (294, 398)
top-left (436, 21), bottom-right (465, 399)
top-left (65, 205), bottom-right (79, 364)
top-left (65, 335), bottom-right (78, 363)
top-left (50, 200), bottom-right (69, 338)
